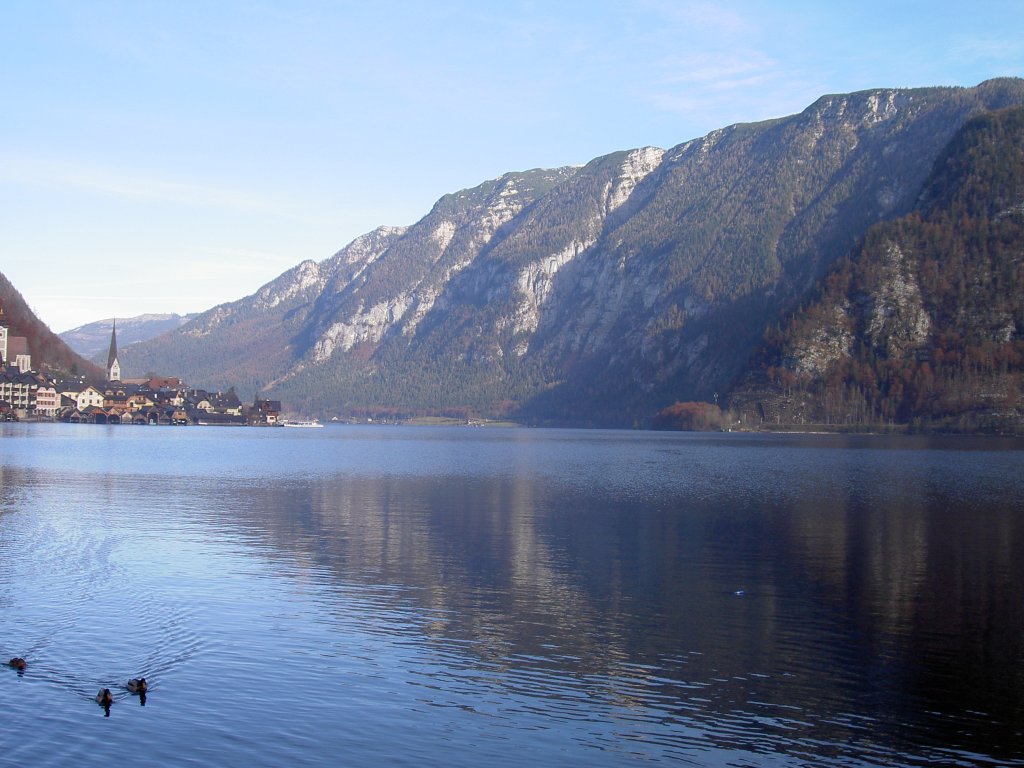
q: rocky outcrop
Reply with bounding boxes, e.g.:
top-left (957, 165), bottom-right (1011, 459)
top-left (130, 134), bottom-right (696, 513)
top-left (863, 243), bottom-right (932, 357)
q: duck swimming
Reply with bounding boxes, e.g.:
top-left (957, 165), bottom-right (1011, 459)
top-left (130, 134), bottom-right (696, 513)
top-left (96, 688), bottom-right (114, 707)
top-left (7, 658), bottom-right (26, 670)
top-left (127, 678), bottom-right (147, 694)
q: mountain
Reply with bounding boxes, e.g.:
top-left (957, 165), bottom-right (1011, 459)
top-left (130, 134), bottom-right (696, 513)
top-left (728, 106), bottom-right (1024, 432)
top-left (60, 313), bottom-right (198, 362)
top-left (0, 272), bottom-right (103, 379)
top-left (121, 79), bottom-right (1024, 425)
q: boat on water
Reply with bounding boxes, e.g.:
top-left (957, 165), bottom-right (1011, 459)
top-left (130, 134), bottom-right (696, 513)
top-left (282, 419), bottom-right (324, 428)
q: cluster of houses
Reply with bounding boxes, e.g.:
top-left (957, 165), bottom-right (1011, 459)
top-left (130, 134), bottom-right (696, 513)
top-left (54, 379), bottom-right (283, 426)
top-left (0, 309), bottom-right (283, 426)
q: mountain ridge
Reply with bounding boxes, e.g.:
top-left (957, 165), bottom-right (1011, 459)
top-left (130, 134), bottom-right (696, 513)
top-left (118, 78), bottom-right (1024, 426)
top-left (60, 313), bottom-right (198, 362)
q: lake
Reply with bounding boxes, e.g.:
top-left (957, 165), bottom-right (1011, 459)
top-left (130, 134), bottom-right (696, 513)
top-left (0, 423), bottom-right (1022, 767)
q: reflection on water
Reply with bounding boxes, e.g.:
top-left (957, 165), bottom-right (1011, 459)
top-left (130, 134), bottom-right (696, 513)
top-left (0, 424), bottom-right (1022, 767)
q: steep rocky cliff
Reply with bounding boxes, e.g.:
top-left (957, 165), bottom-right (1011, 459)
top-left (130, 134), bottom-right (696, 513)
top-left (120, 79), bottom-right (1024, 425)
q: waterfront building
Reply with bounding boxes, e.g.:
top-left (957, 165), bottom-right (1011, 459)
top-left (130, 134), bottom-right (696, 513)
top-left (35, 385), bottom-right (60, 416)
top-left (0, 368), bottom-right (39, 418)
top-left (73, 386), bottom-right (105, 411)
top-left (252, 399), bottom-right (282, 425)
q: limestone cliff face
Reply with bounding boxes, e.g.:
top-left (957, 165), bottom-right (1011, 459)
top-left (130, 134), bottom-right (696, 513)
top-left (120, 80), bottom-right (1024, 425)
top-left (862, 243), bottom-right (932, 358)
top-left (779, 240), bottom-right (932, 378)
top-left (783, 301), bottom-right (856, 379)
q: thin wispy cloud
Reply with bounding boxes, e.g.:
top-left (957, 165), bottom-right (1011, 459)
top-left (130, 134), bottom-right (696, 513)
top-left (639, 0), bottom-right (754, 36)
top-left (656, 52), bottom-right (781, 89)
top-left (950, 36), bottom-right (1024, 66)
top-left (643, 48), bottom-right (824, 131)
top-left (629, 1), bottom-right (807, 125)
top-left (192, 247), bottom-right (309, 274)
top-left (0, 154), bottom-right (280, 214)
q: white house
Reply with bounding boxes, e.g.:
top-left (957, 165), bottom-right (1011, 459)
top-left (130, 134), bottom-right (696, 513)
top-left (34, 385), bottom-right (59, 416)
top-left (72, 386), bottom-right (105, 411)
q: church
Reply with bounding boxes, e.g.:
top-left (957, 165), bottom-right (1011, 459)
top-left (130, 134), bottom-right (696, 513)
top-left (107, 319), bottom-right (121, 382)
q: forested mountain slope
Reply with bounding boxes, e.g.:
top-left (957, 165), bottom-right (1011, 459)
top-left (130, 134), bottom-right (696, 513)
top-left (120, 79), bottom-right (1024, 425)
top-left (0, 272), bottom-right (102, 378)
top-left (729, 106), bottom-right (1024, 432)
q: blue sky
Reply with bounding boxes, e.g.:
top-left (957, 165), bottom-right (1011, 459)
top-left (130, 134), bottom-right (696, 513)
top-left (2, 1), bottom-right (1022, 333)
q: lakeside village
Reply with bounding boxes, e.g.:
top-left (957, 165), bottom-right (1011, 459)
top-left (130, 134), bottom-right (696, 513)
top-left (0, 314), bottom-right (283, 427)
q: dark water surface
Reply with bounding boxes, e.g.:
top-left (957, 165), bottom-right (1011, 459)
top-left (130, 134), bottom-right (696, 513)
top-left (1, 424), bottom-right (1022, 766)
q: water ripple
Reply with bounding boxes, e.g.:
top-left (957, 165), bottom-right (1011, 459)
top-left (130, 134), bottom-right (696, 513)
top-left (2, 426), bottom-right (1023, 767)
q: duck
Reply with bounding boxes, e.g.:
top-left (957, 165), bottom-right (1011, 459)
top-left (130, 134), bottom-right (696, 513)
top-left (96, 688), bottom-right (114, 707)
top-left (127, 677), bottom-right (147, 694)
top-left (7, 658), bottom-right (26, 670)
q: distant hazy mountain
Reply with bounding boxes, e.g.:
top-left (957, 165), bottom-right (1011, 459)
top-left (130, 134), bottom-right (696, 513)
top-left (728, 106), bottom-right (1024, 432)
top-left (0, 272), bottom-right (103, 378)
top-left (61, 314), bottom-right (197, 362)
top-left (120, 78), bottom-right (1024, 426)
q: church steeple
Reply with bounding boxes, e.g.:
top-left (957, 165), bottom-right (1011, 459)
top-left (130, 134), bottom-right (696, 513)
top-left (107, 319), bottom-right (121, 382)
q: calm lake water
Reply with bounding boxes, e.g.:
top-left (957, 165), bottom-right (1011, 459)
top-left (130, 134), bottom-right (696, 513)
top-left (0, 424), bottom-right (1022, 767)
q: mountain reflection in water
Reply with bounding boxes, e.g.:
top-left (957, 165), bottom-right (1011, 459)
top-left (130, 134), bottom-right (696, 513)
top-left (0, 425), bottom-right (1022, 767)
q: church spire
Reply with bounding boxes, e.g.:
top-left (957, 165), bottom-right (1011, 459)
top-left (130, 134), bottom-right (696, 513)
top-left (107, 319), bottom-right (121, 382)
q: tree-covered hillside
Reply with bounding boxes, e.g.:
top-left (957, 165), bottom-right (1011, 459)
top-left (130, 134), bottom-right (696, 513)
top-left (0, 271), bottom-right (103, 379)
top-left (729, 107), bottom-right (1024, 432)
